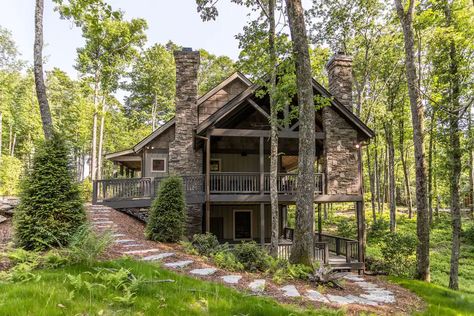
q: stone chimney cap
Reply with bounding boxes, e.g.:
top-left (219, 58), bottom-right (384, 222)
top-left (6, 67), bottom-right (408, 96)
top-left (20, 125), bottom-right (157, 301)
top-left (182, 47), bottom-right (193, 52)
top-left (326, 52), bottom-right (352, 69)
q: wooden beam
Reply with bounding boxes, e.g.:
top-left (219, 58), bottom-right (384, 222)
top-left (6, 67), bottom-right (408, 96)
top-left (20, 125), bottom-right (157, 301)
top-left (356, 201), bottom-right (365, 270)
top-left (205, 133), bottom-right (211, 232)
top-left (260, 203), bottom-right (265, 245)
top-left (259, 136), bottom-right (264, 194)
top-left (247, 98), bottom-right (270, 120)
top-left (317, 204), bottom-right (322, 241)
top-left (209, 128), bottom-right (325, 139)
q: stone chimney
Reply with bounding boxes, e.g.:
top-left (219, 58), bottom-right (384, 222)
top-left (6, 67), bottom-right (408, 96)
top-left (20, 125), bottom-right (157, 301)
top-left (168, 48), bottom-right (201, 175)
top-left (326, 52), bottom-right (353, 111)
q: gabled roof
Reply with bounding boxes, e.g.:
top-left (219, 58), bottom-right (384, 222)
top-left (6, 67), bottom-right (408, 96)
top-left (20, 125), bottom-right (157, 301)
top-left (196, 78), bottom-right (375, 139)
top-left (197, 71), bottom-right (252, 106)
top-left (105, 148), bottom-right (136, 160)
top-left (133, 118), bottom-right (176, 152)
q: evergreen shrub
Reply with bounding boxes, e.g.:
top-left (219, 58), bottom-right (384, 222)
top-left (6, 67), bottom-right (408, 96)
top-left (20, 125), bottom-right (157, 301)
top-left (146, 176), bottom-right (186, 242)
top-left (13, 133), bottom-right (85, 250)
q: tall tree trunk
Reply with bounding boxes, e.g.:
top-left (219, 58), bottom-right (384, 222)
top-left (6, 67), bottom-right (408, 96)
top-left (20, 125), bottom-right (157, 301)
top-left (445, 5), bottom-right (461, 291)
top-left (152, 92), bottom-right (157, 130)
top-left (0, 111), bottom-right (2, 160)
top-left (399, 120), bottom-right (413, 218)
top-left (97, 100), bottom-right (107, 180)
top-left (469, 103), bottom-right (474, 218)
top-left (385, 122), bottom-right (396, 232)
top-left (268, 0), bottom-right (280, 257)
top-left (394, 0), bottom-right (430, 282)
top-left (428, 109), bottom-right (436, 224)
top-left (382, 143), bottom-right (388, 212)
top-left (10, 133), bottom-right (16, 157)
top-left (366, 145), bottom-right (377, 224)
top-left (34, 0), bottom-right (53, 140)
top-left (90, 75), bottom-right (99, 180)
top-left (285, 0), bottom-right (315, 265)
top-left (374, 135), bottom-right (382, 214)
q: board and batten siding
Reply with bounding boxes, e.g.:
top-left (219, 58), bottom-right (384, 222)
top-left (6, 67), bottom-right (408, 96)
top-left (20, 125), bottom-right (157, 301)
top-left (141, 125), bottom-right (175, 178)
top-left (211, 153), bottom-right (270, 173)
top-left (210, 204), bottom-right (272, 240)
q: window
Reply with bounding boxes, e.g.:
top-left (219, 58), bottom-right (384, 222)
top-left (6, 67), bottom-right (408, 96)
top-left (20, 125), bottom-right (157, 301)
top-left (210, 159), bottom-right (221, 172)
top-left (233, 210), bottom-right (252, 240)
top-left (151, 158), bottom-right (166, 172)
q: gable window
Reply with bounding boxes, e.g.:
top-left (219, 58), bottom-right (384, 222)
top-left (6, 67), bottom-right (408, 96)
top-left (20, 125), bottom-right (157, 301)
top-left (151, 158), bottom-right (166, 173)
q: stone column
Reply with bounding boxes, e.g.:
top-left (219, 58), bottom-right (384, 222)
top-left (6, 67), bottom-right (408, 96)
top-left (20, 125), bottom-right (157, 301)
top-left (326, 52), bottom-right (353, 111)
top-left (322, 52), bottom-right (360, 195)
top-left (169, 48), bottom-right (203, 237)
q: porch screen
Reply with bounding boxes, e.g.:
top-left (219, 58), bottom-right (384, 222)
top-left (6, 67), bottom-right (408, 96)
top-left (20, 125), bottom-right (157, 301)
top-left (234, 211), bottom-right (251, 239)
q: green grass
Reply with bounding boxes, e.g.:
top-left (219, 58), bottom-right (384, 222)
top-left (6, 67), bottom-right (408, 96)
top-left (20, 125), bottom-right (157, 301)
top-left (0, 259), bottom-right (342, 316)
top-left (390, 277), bottom-right (474, 316)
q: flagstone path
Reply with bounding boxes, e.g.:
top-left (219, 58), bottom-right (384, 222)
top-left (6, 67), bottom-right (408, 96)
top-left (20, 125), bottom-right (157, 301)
top-left (88, 204), bottom-right (422, 315)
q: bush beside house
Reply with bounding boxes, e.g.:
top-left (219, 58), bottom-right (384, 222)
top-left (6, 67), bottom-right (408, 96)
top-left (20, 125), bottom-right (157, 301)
top-left (146, 176), bottom-right (186, 242)
top-left (13, 133), bottom-right (85, 250)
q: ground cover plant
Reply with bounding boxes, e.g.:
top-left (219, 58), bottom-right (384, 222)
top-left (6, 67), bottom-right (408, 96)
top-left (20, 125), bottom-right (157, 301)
top-left (0, 258), bottom-right (342, 316)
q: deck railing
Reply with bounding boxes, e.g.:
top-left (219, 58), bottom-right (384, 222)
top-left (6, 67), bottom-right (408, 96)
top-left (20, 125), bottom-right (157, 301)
top-left (283, 228), bottom-right (359, 263)
top-left (93, 172), bottom-right (325, 203)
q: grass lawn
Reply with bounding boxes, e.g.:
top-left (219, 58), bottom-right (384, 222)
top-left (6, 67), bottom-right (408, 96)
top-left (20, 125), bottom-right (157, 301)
top-left (0, 259), bottom-right (341, 316)
top-left (390, 277), bottom-right (474, 316)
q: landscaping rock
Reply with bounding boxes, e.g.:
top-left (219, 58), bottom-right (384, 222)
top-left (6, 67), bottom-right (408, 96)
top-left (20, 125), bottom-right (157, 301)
top-left (280, 285), bottom-right (300, 297)
top-left (164, 260), bottom-right (194, 268)
top-left (360, 293), bottom-right (395, 303)
top-left (124, 248), bottom-right (161, 255)
top-left (221, 275), bottom-right (242, 284)
top-left (345, 295), bottom-right (379, 306)
top-left (115, 239), bottom-right (136, 243)
top-left (190, 268), bottom-right (217, 276)
top-left (305, 290), bottom-right (329, 303)
top-left (0, 215), bottom-right (7, 224)
top-left (142, 253), bottom-right (175, 261)
top-left (248, 279), bottom-right (266, 293)
top-left (344, 274), bottom-right (365, 282)
top-left (327, 294), bottom-right (355, 305)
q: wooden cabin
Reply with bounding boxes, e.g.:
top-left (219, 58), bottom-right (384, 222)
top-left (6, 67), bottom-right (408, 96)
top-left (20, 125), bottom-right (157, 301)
top-left (93, 48), bottom-right (375, 270)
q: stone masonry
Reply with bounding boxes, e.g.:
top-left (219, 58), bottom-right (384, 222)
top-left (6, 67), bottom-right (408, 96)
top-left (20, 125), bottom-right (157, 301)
top-left (168, 48), bottom-right (203, 237)
top-left (323, 53), bottom-right (361, 195)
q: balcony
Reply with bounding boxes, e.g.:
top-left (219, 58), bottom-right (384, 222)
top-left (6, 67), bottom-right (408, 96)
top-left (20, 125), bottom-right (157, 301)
top-left (92, 172), bottom-right (325, 207)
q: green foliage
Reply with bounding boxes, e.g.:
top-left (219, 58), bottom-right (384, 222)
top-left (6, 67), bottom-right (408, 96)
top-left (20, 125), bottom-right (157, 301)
top-left (0, 156), bottom-right (22, 196)
top-left (79, 178), bottom-right (92, 202)
top-left (368, 218), bottom-right (390, 238)
top-left (335, 217), bottom-right (357, 238)
top-left (463, 224), bottom-right (474, 244)
top-left (268, 259), bottom-right (312, 284)
top-left (66, 224), bottom-right (112, 265)
top-left (146, 176), bottom-right (186, 242)
top-left (190, 233), bottom-right (220, 256)
top-left (0, 259), bottom-right (342, 315)
top-left (13, 134), bottom-right (85, 250)
top-left (211, 250), bottom-right (244, 272)
top-left (380, 232), bottom-right (417, 278)
top-left (233, 241), bottom-right (271, 272)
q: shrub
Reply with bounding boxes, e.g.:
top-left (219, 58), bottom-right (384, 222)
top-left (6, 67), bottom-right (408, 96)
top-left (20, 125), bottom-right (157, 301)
top-left (0, 155), bottom-right (22, 196)
top-left (268, 258), bottom-right (312, 284)
top-left (191, 233), bottom-right (220, 256)
top-left (462, 224), bottom-right (474, 244)
top-left (380, 232), bottom-right (417, 277)
top-left (212, 250), bottom-right (244, 271)
top-left (335, 217), bottom-right (357, 238)
top-left (368, 218), bottom-right (390, 239)
top-left (66, 224), bottom-right (113, 265)
top-left (79, 178), bottom-right (93, 202)
top-left (233, 241), bottom-right (271, 272)
top-left (13, 133), bottom-right (85, 250)
top-left (146, 176), bottom-right (187, 242)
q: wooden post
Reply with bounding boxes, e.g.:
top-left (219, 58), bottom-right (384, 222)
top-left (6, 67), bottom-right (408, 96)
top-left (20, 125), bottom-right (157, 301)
top-left (260, 203), bottom-right (265, 245)
top-left (120, 164), bottom-right (124, 177)
top-left (356, 201), bottom-right (365, 267)
top-left (346, 242), bottom-right (351, 263)
top-left (317, 203), bottom-right (322, 241)
top-left (92, 180), bottom-right (98, 204)
top-left (259, 136), bottom-right (264, 193)
top-left (205, 133), bottom-right (211, 233)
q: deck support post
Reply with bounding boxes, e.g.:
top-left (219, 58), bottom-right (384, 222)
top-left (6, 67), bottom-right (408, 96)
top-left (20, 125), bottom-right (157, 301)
top-left (259, 136), bottom-right (264, 193)
top-left (317, 203), bottom-right (322, 241)
top-left (205, 133), bottom-right (211, 233)
top-left (260, 203), bottom-right (265, 245)
top-left (356, 201), bottom-right (365, 271)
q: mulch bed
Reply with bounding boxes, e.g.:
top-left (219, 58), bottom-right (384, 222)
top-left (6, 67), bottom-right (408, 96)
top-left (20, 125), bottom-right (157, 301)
top-left (100, 207), bottom-right (426, 315)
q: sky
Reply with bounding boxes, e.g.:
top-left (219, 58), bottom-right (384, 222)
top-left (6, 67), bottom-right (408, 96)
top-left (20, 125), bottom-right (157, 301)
top-left (0, 0), bottom-right (251, 78)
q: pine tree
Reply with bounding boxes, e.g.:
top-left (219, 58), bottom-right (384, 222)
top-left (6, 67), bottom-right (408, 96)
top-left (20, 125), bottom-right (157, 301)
top-left (14, 133), bottom-right (85, 250)
top-left (146, 176), bottom-right (186, 242)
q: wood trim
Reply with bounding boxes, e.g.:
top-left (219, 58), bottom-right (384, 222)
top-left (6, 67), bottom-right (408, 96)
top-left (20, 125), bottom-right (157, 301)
top-left (247, 98), bottom-right (270, 120)
top-left (209, 128), bottom-right (325, 139)
top-left (133, 118), bottom-right (176, 152)
top-left (197, 72), bottom-right (252, 106)
top-left (150, 157), bottom-right (167, 173)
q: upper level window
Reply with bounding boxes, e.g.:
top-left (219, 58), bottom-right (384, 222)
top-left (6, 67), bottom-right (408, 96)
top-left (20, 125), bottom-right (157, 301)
top-left (151, 158), bottom-right (166, 172)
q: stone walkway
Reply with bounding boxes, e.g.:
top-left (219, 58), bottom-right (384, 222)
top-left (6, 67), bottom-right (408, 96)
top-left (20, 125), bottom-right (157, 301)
top-left (89, 205), bottom-right (411, 314)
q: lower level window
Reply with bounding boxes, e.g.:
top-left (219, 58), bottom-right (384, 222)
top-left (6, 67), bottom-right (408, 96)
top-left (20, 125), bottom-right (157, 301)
top-left (151, 158), bottom-right (166, 172)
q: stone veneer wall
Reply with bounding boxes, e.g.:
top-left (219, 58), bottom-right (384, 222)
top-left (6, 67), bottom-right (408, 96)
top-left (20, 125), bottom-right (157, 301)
top-left (168, 49), bottom-right (203, 237)
top-left (323, 53), bottom-right (361, 195)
